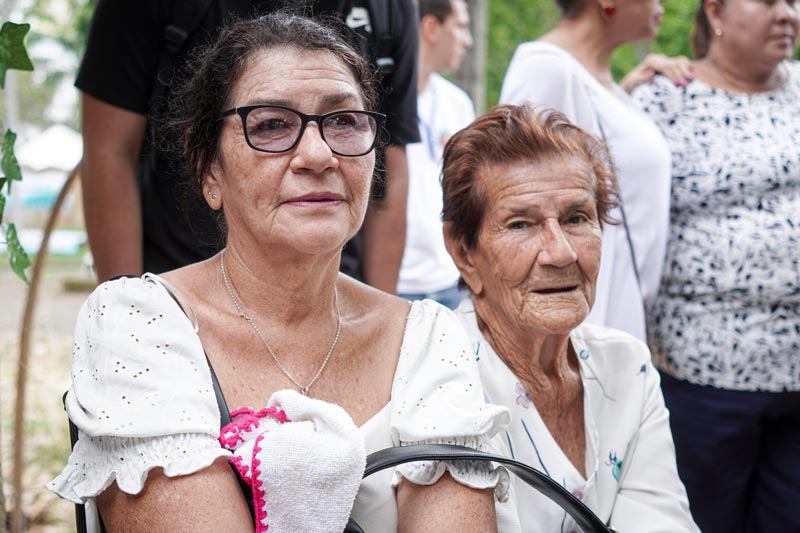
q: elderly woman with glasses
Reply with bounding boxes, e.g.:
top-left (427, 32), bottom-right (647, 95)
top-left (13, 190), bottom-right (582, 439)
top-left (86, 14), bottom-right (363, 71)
top-left (48, 14), bottom-right (512, 533)
top-left (443, 105), bottom-right (698, 532)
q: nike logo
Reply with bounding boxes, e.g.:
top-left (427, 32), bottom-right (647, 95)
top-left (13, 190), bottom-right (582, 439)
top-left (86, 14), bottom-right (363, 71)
top-left (345, 7), bottom-right (372, 34)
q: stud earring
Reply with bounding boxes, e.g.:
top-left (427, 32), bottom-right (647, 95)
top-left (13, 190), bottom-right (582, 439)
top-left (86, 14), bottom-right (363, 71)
top-left (208, 190), bottom-right (217, 200)
top-left (600, 2), bottom-right (616, 16)
top-left (714, 27), bottom-right (723, 37)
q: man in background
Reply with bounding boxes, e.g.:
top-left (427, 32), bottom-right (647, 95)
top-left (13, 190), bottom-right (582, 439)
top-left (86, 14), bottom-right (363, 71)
top-left (77, 0), bottom-right (418, 293)
top-left (397, 0), bottom-right (474, 309)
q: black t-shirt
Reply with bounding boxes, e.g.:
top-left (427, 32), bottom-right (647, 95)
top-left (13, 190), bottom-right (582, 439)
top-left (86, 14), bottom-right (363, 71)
top-left (76, 0), bottom-right (419, 274)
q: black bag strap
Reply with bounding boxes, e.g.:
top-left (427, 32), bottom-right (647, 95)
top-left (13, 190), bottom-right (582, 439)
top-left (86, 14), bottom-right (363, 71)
top-left (344, 444), bottom-right (614, 533)
top-left (366, 0), bottom-right (398, 74)
top-left (335, 0), bottom-right (397, 74)
top-left (143, 0), bottom-right (215, 173)
top-left (596, 119), bottom-right (641, 289)
top-left (150, 0), bottom-right (215, 111)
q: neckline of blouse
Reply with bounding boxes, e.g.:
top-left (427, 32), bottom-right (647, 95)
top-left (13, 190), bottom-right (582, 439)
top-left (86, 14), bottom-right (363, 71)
top-left (687, 60), bottom-right (796, 100)
top-left (529, 41), bottom-right (628, 101)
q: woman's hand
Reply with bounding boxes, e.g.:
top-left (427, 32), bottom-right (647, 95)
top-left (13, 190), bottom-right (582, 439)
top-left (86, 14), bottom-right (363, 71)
top-left (621, 54), bottom-right (694, 93)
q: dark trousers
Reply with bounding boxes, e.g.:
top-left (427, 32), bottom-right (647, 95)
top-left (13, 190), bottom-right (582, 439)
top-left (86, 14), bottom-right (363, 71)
top-left (660, 373), bottom-right (800, 533)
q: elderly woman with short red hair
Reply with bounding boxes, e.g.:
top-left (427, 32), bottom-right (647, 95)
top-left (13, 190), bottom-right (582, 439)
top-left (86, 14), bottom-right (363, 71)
top-left (443, 105), bottom-right (698, 532)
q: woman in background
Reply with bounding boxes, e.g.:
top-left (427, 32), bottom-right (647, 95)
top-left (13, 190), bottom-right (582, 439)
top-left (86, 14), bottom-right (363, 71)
top-left (500, 0), bottom-right (689, 341)
top-left (633, 0), bottom-right (800, 530)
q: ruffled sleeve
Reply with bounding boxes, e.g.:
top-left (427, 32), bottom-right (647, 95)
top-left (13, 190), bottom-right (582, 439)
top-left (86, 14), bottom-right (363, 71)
top-left (389, 300), bottom-right (512, 501)
top-left (48, 276), bottom-right (227, 503)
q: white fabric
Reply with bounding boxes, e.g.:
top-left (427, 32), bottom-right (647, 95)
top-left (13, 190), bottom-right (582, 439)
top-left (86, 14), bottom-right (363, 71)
top-left (456, 298), bottom-right (699, 533)
top-left (398, 73), bottom-right (475, 294)
top-left (500, 41), bottom-right (672, 341)
top-left (221, 391), bottom-right (366, 533)
top-left (48, 276), bottom-right (514, 530)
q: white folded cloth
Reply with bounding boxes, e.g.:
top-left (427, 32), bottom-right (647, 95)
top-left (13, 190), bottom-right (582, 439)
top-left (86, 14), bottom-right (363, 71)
top-left (219, 390), bottom-right (366, 533)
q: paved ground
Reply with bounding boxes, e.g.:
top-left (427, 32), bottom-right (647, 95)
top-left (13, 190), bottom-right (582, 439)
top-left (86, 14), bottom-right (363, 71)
top-left (1, 259), bottom-right (94, 532)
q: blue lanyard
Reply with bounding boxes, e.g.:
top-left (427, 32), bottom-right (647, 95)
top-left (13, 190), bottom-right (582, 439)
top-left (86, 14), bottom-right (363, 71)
top-left (417, 80), bottom-right (438, 161)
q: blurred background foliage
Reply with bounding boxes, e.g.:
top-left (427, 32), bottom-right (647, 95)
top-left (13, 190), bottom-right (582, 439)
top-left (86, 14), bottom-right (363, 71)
top-left (486, 0), bottom-right (799, 108)
top-left (486, 0), bottom-right (698, 107)
top-left (1, 0), bottom-right (95, 132)
top-left (25, 0), bottom-right (95, 58)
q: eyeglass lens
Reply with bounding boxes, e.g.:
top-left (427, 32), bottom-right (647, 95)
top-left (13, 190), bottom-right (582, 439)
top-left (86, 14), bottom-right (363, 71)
top-left (245, 107), bottom-right (378, 155)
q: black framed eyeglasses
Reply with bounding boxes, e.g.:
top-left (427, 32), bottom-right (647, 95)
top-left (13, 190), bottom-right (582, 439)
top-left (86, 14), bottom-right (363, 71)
top-left (218, 104), bottom-right (386, 157)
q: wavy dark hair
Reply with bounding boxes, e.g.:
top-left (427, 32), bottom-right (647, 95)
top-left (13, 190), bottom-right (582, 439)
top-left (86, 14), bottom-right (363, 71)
top-left (160, 11), bottom-right (381, 236)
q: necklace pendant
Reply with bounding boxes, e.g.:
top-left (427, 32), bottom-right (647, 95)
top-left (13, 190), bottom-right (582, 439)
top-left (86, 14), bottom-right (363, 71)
top-left (301, 386), bottom-right (309, 396)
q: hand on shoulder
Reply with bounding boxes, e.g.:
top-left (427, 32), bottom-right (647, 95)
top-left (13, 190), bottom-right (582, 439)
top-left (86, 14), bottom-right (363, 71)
top-left (621, 54), bottom-right (694, 93)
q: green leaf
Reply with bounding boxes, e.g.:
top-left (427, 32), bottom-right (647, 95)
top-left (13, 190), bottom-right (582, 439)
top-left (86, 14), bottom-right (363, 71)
top-left (0, 193), bottom-right (5, 223)
top-left (0, 22), bottom-right (34, 89)
top-left (1, 130), bottom-right (22, 194)
top-left (4, 223), bottom-right (31, 284)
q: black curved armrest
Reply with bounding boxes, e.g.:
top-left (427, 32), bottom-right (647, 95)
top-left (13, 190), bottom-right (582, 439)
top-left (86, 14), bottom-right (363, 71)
top-left (345, 444), bottom-right (614, 533)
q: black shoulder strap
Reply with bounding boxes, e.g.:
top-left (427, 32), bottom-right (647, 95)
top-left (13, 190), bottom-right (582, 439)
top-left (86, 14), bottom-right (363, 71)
top-left (163, 0), bottom-right (214, 55)
top-left (364, 0), bottom-right (391, 42)
top-left (206, 355), bottom-right (232, 427)
top-left (596, 118), bottom-right (642, 289)
top-left (363, 0), bottom-right (399, 74)
top-left (149, 0), bottom-right (215, 113)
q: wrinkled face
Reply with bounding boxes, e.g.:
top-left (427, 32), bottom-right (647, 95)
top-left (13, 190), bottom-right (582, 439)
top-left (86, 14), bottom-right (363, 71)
top-left (206, 47), bottom-right (375, 256)
top-left (615, 0), bottom-right (665, 42)
top-left (463, 156), bottom-right (603, 337)
top-left (432, 0), bottom-right (473, 73)
top-left (714, 0), bottom-right (799, 65)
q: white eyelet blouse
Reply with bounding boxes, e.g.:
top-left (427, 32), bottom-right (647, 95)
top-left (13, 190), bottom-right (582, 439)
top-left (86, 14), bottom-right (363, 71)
top-left (48, 276), bottom-right (516, 531)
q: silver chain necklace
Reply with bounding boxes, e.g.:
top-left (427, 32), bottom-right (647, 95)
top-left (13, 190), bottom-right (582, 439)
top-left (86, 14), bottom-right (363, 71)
top-left (220, 249), bottom-right (341, 396)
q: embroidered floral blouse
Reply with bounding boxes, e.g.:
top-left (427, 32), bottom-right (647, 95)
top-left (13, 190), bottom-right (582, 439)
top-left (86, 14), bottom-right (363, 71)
top-left (455, 298), bottom-right (698, 533)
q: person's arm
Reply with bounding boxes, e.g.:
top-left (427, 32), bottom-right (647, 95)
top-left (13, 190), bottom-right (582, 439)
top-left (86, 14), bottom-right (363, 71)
top-left (360, 0), bottom-right (420, 293)
top-left (397, 474), bottom-right (497, 533)
top-left (620, 54), bottom-right (693, 93)
top-left (361, 144), bottom-right (408, 292)
top-left (388, 301), bottom-right (513, 531)
top-left (81, 93), bottom-right (147, 282)
top-left (97, 459), bottom-right (253, 532)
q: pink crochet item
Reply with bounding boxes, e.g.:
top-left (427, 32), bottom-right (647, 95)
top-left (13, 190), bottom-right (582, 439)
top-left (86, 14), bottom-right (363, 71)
top-left (220, 406), bottom-right (290, 533)
top-left (219, 407), bottom-right (290, 449)
top-left (219, 390), bottom-right (366, 533)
